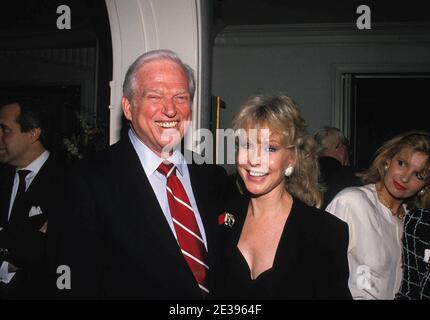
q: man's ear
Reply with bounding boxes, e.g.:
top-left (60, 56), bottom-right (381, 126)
top-left (121, 96), bottom-right (133, 121)
top-left (28, 128), bottom-right (42, 143)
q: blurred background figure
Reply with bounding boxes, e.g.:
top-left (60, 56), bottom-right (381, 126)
top-left (315, 126), bottom-right (360, 208)
top-left (326, 132), bottom-right (430, 299)
top-left (315, 126), bottom-right (350, 166)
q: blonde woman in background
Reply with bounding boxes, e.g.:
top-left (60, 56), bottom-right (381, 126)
top-left (326, 132), bottom-right (430, 299)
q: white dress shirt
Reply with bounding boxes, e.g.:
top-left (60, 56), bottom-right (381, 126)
top-left (0, 150), bottom-right (50, 283)
top-left (7, 150), bottom-right (50, 220)
top-left (128, 129), bottom-right (208, 249)
top-left (326, 184), bottom-right (404, 300)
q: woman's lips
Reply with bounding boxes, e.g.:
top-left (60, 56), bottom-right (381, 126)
top-left (246, 170), bottom-right (268, 181)
top-left (393, 180), bottom-right (406, 191)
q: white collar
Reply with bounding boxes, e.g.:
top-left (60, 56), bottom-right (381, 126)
top-left (16, 150), bottom-right (50, 177)
top-left (128, 129), bottom-right (186, 177)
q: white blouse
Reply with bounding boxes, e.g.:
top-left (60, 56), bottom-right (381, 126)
top-left (326, 184), bottom-right (404, 300)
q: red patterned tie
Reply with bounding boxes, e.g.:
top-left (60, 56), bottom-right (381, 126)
top-left (157, 162), bottom-right (209, 296)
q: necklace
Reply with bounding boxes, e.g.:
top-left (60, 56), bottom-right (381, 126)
top-left (376, 187), bottom-right (405, 220)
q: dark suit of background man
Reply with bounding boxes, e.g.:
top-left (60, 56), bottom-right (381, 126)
top-left (314, 126), bottom-right (360, 209)
top-left (0, 98), bottom-right (63, 299)
top-left (56, 49), bottom-right (228, 299)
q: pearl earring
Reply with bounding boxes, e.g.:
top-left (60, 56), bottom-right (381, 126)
top-left (418, 189), bottom-right (426, 197)
top-left (285, 165), bottom-right (294, 177)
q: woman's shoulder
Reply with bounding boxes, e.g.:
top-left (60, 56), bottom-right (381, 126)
top-left (405, 208), bottom-right (430, 238)
top-left (333, 184), bottom-right (374, 201)
top-left (326, 184), bottom-right (376, 211)
top-left (408, 207), bottom-right (430, 219)
top-left (293, 198), bottom-right (348, 234)
top-left (290, 200), bottom-right (349, 256)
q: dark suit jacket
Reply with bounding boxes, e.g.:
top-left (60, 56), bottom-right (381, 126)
top-left (215, 193), bottom-right (352, 300)
top-left (319, 157), bottom-right (360, 209)
top-left (0, 155), bottom-right (64, 299)
top-left (55, 136), bottom-right (229, 299)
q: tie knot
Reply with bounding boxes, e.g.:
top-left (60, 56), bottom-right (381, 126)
top-left (18, 169), bottom-right (31, 180)
top-left (157, 162), bottom-right (175, 177)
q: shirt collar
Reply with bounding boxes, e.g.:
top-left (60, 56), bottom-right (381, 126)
top-left (16, 150), bottom-right (50, 177)
top-left (128, 129), bottom-right (186, 177)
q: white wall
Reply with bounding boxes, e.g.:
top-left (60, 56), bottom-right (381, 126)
top-left (105, 0), bottom-right (208, 146)
top-left (212, 23), bottom-right (430, 135)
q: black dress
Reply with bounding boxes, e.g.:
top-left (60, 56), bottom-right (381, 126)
top-left (214, 194), bottom-right (352, 300)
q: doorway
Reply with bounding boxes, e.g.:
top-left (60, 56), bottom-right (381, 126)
top-left (349, 74), bottom-right (430, 170)
top-left (0, 0), bottom-right (112, 163)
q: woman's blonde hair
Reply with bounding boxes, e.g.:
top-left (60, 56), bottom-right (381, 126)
top-left (359, 131), bottom-right (430, 210)
top-left (232, 94), bottom-right (322, 208)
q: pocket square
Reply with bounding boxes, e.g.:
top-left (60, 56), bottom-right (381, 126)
top-left (28, 206), bottom-right (43, 218)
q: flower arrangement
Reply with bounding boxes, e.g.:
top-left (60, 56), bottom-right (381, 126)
top-left (63, 111), bottom-right (108, 162)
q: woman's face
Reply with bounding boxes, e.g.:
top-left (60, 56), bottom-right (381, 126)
top-left (383, 148), bottom-right (429, 200)
top-left (236, 127), bottom-right (295, 197)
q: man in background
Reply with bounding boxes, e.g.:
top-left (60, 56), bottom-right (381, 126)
top-left (0, 98), bottom-right (63, 299)
top-left (315, 126), bottom-right (360, 208)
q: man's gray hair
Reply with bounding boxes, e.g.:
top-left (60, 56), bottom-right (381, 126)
top-left (314, 126), bottom-right (349, 153)
top-left (122, 49), bottom-right (196, 103)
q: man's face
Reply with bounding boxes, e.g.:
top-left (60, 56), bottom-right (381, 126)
top-left (325, 134), bottom-right (350, 166)
top-left (0, 103), bottom-right (33, 166)
top-left (122, 59), bottom-right (192, 157)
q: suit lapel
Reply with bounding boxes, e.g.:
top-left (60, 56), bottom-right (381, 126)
top-left (272, 199), bottom-right (307, 297)
top-left (0, 166), bottom-right (14, 227)
top-left (116, 140), bottom-right (218, 296)
top-left (187, 161), bottom-right (232, 294)
top-left (22, 156), bottom-right (53, 197)
top-left (8, 156), bottom-right (54, 226)
top-left (187, 163), bottom-right (214, 245)
top-left (187, 163), bottom-right (211, 220)
top-left (117, 138), bottom-right (189, 264)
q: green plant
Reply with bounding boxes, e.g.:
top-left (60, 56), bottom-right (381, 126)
top-left (63, 112), bottom-right (107, 162)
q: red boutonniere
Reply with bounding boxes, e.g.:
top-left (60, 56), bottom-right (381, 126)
top-left (218, 212), bottom-right (235, 228)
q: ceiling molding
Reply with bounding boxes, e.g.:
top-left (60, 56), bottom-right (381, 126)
top-left (215, 22), bottom-right (430, 46)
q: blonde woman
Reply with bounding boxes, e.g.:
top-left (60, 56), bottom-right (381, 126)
top-left (326, 132), bottom-right (430, 299)
top-left (215, 94), bottom-right (351, 299)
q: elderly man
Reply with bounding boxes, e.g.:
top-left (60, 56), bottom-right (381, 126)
top-left (57, 50), bottom-right (229, 299)
top-left (314, 126), bottom-right (360, 208)
top-left (0, 98), bottom-right (62, 299)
